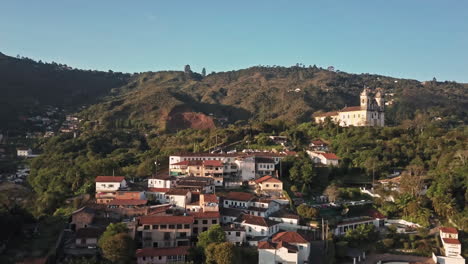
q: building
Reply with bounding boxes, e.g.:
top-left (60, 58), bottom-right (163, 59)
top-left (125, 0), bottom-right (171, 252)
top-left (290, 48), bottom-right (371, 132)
top-left (237, 214), bottom-right (280, 238)
top-left (190, 211), bottom-right (220, 235)
top-left (314, 88), bottom-right (385, 127)
top-left (115, 191), bottom-right (146, 200)
top-left (223, 192), bottom-right (256, 209)
top-left (258, 231), bottom-right (310, 264)
top-left (309, 140), bottom-right (328, 151)
top-left (71, 207), bottom-right (96, 231)
top-left (306, 151), bottom-right (339, 166)
top-left (137, 215), bottom-right (194, 248)
top-left (247, 198), bottom-right (281, 218)
top-left (75, 227), bottom-right (102, 248)
top-left (222, 225), bottom-right (247, 246)
top-left (147, 188), bottom-right (170, 204)
top-left (135, 246), bottom-right (189, 264)
top-left (107, 199), bottom-right (149, 217)
top-left (220, 208), bottom-right (245, 224)
top-left (334, 216), bottom-right (383, 236)
top-left (254, 175), bottom-right (283, 195)
top-left (95, 176), bottom-right (127, 204)
top-left (148, 175), bottom-right (176, 189)
top-left (440, 227), bottom-right (462, 257)
top-left (175, 176), bottom-right (215, 193)
top-left (17, 148), bottom-right (32, 157)
top-left (268, 211), bottom-right (300, 230)
top-left (165, 189), bottom-right (192, 209)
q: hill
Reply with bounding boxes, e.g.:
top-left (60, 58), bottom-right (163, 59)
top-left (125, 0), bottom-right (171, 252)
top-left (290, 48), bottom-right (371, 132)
top-left (81, 66), bottom-right (468, 131)
top-left (0, 52), bottom-right (130, 132)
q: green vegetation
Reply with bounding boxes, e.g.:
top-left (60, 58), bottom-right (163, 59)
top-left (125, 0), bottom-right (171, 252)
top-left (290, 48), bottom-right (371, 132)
top-left (98, 223), bottom-right (134, 263)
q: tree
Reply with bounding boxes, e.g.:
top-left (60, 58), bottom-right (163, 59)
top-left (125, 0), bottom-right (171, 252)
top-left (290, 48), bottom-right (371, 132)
top-left (324, 184), bottom-right (340, 202)
top-left (296, 204), bottom-right (319, 219)
top-left (196, 224), bottom-right (226, 248)
top-left (400, 165), bottom-right (426, 197)
top-left (205, 242), bottom-right (235, 264)
top-left (344, 224), bottom-right (379, 249)
top-left (98, 223), bottom-right (134, 263)
top-left (202, 68), bottom-right (206, 77)
top-left (184, 65), bottom-right (192, 74)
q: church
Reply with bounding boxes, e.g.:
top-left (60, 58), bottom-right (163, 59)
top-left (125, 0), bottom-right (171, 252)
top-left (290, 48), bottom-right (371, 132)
top-left (314, 88), bottom-right (385, 127)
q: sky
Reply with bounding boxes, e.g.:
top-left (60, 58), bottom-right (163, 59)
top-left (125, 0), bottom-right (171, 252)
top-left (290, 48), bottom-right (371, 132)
top-left (1, 1), bottom-right (467, 82)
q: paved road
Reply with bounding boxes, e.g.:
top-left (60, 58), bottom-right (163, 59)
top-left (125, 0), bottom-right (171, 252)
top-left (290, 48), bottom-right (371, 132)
top-left (338, 253), bottom-right (434, 264)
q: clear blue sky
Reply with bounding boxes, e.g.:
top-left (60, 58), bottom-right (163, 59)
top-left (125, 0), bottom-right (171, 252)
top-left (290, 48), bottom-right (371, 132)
top-left (1, 1), bottom-right (467, 82)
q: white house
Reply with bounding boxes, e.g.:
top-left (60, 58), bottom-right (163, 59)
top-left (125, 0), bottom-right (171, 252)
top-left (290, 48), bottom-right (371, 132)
top-left (237, 214), bottom-right (280, 238)
top-left (306, 151), bottom-right (339, 166)
top-left (220, 208), bottom-right (245, 224)
top-left (247, 199), bottom-right (281, 218)
top-left (334, 216), bottom-right (382, 236)
top-left (440, 227), bottom-right (462, 257)
top-left (95, 176), bottom-right (127, 204)
top-left (268, 211), bottom-right (300, 230)
top-left (258, 231), bottom-right (310, 264)
top-left (256, 157), bottom-right (276, 176)
top-left (223, 192), bottom-right (256, 209)
top-left (148, 175), bottom-right (176, 189)
top-left (222, 225), bottom-right (247, 246)
top-left (147, 188), bottom-right (170, 204)
top-left (135, 246), bottom-right (190, 264)
top-left (165, 189), bottom-right (191, 209)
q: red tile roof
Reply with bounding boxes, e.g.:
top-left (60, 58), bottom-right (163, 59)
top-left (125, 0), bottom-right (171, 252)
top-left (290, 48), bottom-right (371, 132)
top-left (95, 176), bottom-right (125, 182)
top-left (341, 106), bottom-right (363, 112)
top-left (311, 140), bottom-right (326, 146)
top-left (366, 209), bottom-right (386, 219)
top-left (320, 153), bottom-right (339, 160)
top-left (258, 241), bottom-right (298, 252)
top-left (202, 193), bottom-right (218, 203)
top-left (314, 111), bottom-right (338, 117)
top-left (258, 241), bottom-right (276, 249)
top-left (272, 231), bottom-right (308, 244)
top-left (203, 160), bottom-right (223, 166)
top-left (241, 214), bottom-right (279, 227)
top-left (190, 211), bottom-right (220, 219)
top-left (108, 199), bottom-right (147, 206)
top-left (255, 175), bottom-right (282, 184)
top-left (172, 160), bottom-right (203, 166)
top-left (166, 189), bottom-right (190, 196)
top-left (147, 205), bottom-right (172, 215)
top-left (225, 191), bottom-right (255, 201)
top-left (136, 246), bottom-right (190, 257)
top-left (139, 215), bottom-right (194, 225)
top-left (442, 238), bottom-right (461, 245)
top-left (440, 227), bottom-right (458, 234)
top-left (148, 188), bottom-right (170, 193)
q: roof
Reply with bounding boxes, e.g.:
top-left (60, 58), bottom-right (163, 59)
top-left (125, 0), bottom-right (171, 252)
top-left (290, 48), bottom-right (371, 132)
top-left (203, 160), bottom-right (223, 166)
top-left (202, 194), bottom-right (218, 203)
top-left (222, 225), bottom-right (245, 232)
top-left (147, 205), bottom-right (172, 215)
top-left (365, 209), bottom-right (386, 219)
top-left (172, 160), bottom-right (203, 166)
top-left (148, 187), bottom-right (170, 193)
top-left (225, 192), bottom-right (255, 201)
top-left (255, 175), bottom-right (282, 184)
top-left (108, 199), bottom-right (147, 206)
top-left (165, 189), bottom-right (190, 196)
top-left (76, 227), bottom-right (102, 239)
top-left (440, 227), bottom-right (458, 234)
top-left (220, 207), bottom-right (245, 217)
top-left (269, 210), bottom-right (300, 220)
top-left (72, 206), bottom-right (95, 216)
top-left (311, 140), bottom-right (327, 146)
top-left (442, 238), bottom-right (461, 245)
top-left (95, 176), bottom-right (125, 182)
top-left (190, 211), bottom-right (220, 219)
top-left (241, 214), bottom-right (279, 227)
top-left (247, 206), bottom-right (268, 212)
top-left (139, 215), bottom-right (194, 225)
top-left (340, 106), bottom-right (363, 112)
top-left (258, 241), bottom-right (298, 252)
top-left (136, 246), bottom-right (190, 257)
top-left (320, 153), bottom-right (339, 160)
top-left (258, 241), bottom-right (276, 249)
top-left (255, 157), bottom-right (275, 163)
top-left (272, 231), bottom-right (308, 244)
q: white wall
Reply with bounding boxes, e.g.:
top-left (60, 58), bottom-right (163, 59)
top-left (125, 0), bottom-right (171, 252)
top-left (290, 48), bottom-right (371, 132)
top-left (96, 180), bottom-right (126, 192)
top-left (243, 223), bottom-right (279, 237)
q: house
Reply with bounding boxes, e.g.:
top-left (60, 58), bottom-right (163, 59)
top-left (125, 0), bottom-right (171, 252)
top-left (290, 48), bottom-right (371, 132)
top-left (237, 214), bottom-right (280, 238)
top-left (17, 148), bottom-right (32, 157)
top-left (190, 211), bottom-right (220, 235)
top-left (220, 207), bottom-right (245, 224)
top-left (147, 188), bottom-right (170, 204)
top-left (107, 199), bottom-right (148, 217)
top-left (75, 227), bottom-right (102, 248)
top-left (254, 175), bottom-right (283, 196)
top-left (222, 225), bottom-right (247, 246)
top-left (71, 207), bottom-right (96, 231)
top-left (165, 189), bottom-right (192, 209)
top-left (306, 151), bottom-right (339, 166)
top-left (440, 227), bottom-right (462, 257)
top-left (314, 88), bottom-right (385, 127)
top-left (247, 198), bottom-right (281, 218)
top-left (258, 231), bottom-right (310, 264)
top-left (334, 216), bottom-right (382, 236)
top-left (175, 176), bottom-right (215, 194)
top-left (95, 176), bottom-right (127, 204)
top-left (115, 191), bottom-right (145, 200)
top-left (223, 192), bottom-right (256, 209)
top-left (137, 215), bottom-right (194, 248)
top-left (255, 157), bottom-right (276, 177)
top-left (148, 174), bottom-right (176, 189)
top-left (309, 140), bottom-right (328, 151)
top-left (135, 246), bottom-right (190, 264)
top-left (268, 211), bottom-right (300, 230)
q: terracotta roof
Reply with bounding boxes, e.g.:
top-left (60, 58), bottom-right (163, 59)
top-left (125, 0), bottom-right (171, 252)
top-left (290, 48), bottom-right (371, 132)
top-left (311, 140), bottom-right (326, 146)
top-left (314, 111), bottom-right (338, 117)
top-left (76, 227), bottom-right (102, 239)
top-left (95, 176), bottom-right (125, 182)
top-left (148, 187), bottom-right (170, 193)
top-left (72, 206), bottom-right (95, 216)
top-left (147, 205), bottom-right (172, 215)
top-left (222, 225), bottom-right (245, 232)
top-left (258, 241), bottom-right (298, 252)
top-left (108, 199), bottom-right (147, 206)
top-left (203, 160), bottom-right (223, 166)
top-left (269, 211), bottom-right (300, 219)
top-left (442, 238), bottom-right (461, 245)
top-left (172, 160), bottom-right (203, 166)
top-left (255, 157), bottom-right (275, 163)
top-left (320, 153), bottom-right (339, 160)
top-left (255, 175), bottom-right (282, 184)
top-left (366, 209), bottom-right (386, 219)
top-left (241, 214), bottom-right (279, 227)
top-left (202, 194), bottom-right (218, 203)
top-left (190, 211), bottom-right (220, 219)
top-left (272, 231), bottom-right (308, 244)
top-left (440, 227), bottom-right (458, 234)
top-left (225, 192), bottom-right (255, 201)
top-left (136, 246), bottom-right (190, 257)
top-left (139, 215), bottom-right (194, 225)
top-left (166, 189), bottom-right (190, 196)
top-left (258, 241), bottom-right (276, 249)
top-left (341, 106), bottom-right (363, 112)
top-left (173, 153), bottom-right (238, 157)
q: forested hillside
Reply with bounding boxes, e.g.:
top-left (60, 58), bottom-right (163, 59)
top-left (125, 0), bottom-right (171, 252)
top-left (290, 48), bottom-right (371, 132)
top-left (81, 66), bottom-right (468, 131)
top-left (0, 52), bottom-right (129, 131)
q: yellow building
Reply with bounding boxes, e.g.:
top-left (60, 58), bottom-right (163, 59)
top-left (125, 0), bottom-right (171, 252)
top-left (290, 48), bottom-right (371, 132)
top-left (314, 88), bottom-right (385, 127)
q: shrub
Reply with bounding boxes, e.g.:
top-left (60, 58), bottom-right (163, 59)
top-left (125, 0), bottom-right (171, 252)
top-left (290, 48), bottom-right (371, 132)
top-left (382, 238), bottom-right (395, 248)
top-left (403, 242), bottom-right (410, 249)
top-left (409, 234), bottom-right (417, 241)
top-left (290, 185), bottom-right (298, 192)
top-left (411, 242), bottom-right (417, 249)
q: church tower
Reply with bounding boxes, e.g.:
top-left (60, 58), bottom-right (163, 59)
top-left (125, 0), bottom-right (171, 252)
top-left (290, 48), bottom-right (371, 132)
top-left (360, 87), bottom-right (370, 110)
top-left (375, 89), bottom-right (385, 111)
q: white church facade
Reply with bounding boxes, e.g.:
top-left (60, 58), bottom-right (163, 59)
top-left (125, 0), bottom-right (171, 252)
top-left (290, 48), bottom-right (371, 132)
top-left (314, 88), bottom-right (385, 127)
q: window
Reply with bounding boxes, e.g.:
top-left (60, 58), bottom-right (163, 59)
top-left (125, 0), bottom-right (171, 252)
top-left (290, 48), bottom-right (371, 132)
top-left (160, 225), bottom-right (167, 229)
top-left (212, 220), bottom-right (217, 224)
top-left (266, 184), bottom-right (269, 187)
top-left (236, 232), bottom-right (240, 237)
top-left (144, 225), bottom-right (150, 230)
top-left (108, 184), bottom-right (114, 187)
top-left (169, 224), bottom-right (175, 229)
top-left (193, 227), bottom-right (199, 234)
top-left (176, 224), bottom-right (182, 229)
top-left (184, 224), bottom-right (190, 229)
top-left (202, 227), bottom-right (208, 231)
top-left (152, 225), bottom-right (158, 229)
top-left (153, 242), bottom-right (158, 247)
top-left (228, 232), bottom-right (231, 235)
top-left (202, 220), bottom-right (208, 225)
top-left (194, 220), bottom-right (198, 224)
